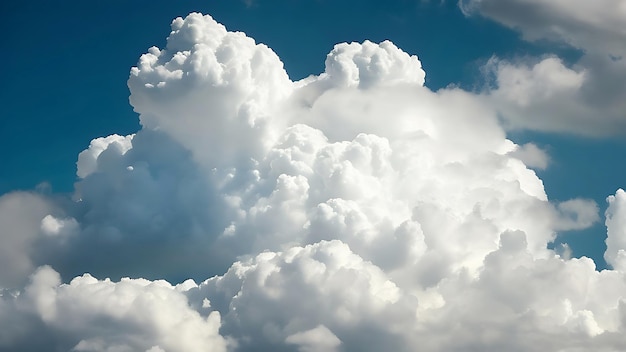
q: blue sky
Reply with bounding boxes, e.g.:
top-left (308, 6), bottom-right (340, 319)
top-left (2, 1), bottom-right (626, 350)
top-left (3, 0), bottom-right (622, 266)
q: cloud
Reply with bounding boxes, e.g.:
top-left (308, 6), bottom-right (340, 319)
top-left (461, 0), bottom-right (626, 136)
top-left (0, 266), bottom-right (228, 352)
top-left (0, 192), bottom-right (53, 288)
top-left (76, 134), bottom-right (134, 179)
top-left (459, 0), bottom-right (626, 56)
top-left (127, 13), bottom-right (293, 169)
top-left (507, 142), bottom-right (549, 170)
top-left (285, 325), bottom-right (342, 352)
top-left (191, 240), bottom-right (413, 352)
top-left (0, 11), bottom-right (625, 351)
top-left (39, 128), bottom-right (239, 283)
top-left (605, 189), bottom-right (626, 270)
top-left (554, 198), bottom-right (600, 231)
top-left (480, 55), bottom-right (626, 135)
top-left (322, 40), bottom-right (426, 89)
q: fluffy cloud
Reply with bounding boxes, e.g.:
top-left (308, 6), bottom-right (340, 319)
top-left (462, 0), bottom-right (626, 135)
top-left (36, 128), bottom-right (238, 283)
top-left (191, 240), bottom-right (414, 352)
top-left (605, 189), bottom-right (626, 270)
top-left (2, 11), bottom-right (625, 352)
top-left (480, 55), bottom-right (626, 135)
top-left (0, 266), bottom-right (227, 352)
top-left (507, 142), bottom-right (549, 170)
top-left (128, 13), bottom-right (293, 169)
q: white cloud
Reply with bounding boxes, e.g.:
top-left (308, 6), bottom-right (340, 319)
top-left (485, 56), bottom-right (585, 110)
top-left (2, 11), bottom-right (626, 352)
top-left (605, 189), bottom-right (626, 270)
top-left (507, 142), bottom-right (549, 170)
top-left (323, 40), bottom-right (425, 89)
top-left (128, 13), bottom-right (293, 169)
top-left (0, 266), bottom-right (228, 352)
top-left (77, 134), bottom-right (134, 179)
top-left (285, 325), bottom-right (342, 352)
top-left (480, 55), bottom-right (626, 135)
top-left (554, 198), bottom-right (600, 231)
top-left (48, 129), bottom-right (238, 282)
top-left (190, 240), bottom-right (414, 352)
top-left (462, 0), bottom-right (626, 136)
top-left (40, 215), bottom-right (78, 238)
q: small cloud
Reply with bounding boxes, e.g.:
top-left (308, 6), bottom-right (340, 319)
top-left (286, 325), bottom-right (341, 352)
top-left (508, 142), bottom-right (550, 170)
top-left (554, 198), bottom-right (600, 231)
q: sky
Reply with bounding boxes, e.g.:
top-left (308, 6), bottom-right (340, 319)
top-left (1, 0), bottom-right (626, 351)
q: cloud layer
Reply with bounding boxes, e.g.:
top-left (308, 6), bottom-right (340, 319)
top-left (462, 0), bottom-right (626, 135)
top-left (1, 12), bottom-right (625, 351)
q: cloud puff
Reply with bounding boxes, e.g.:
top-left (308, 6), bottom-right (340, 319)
top-left (191, 240), bottom-right (413, 352)
top-left (128, 13), bottom-right (293, 169)
top-left (507, 142), bottom-right (549, 170)
top-left (462, 0), bottom-right (626, 136)
top-left (480, 55), bottom-right (626, 135)
top-left (1, 12), bottom-right (625, 352)
top-left (285, 325), bottom-right (341, 352)
top-left (605, 189), bottom-right (626, 270)
top-left (0, 266), bottom-right (227, 352)
top-left (322, 40), bottom-right (426, 89)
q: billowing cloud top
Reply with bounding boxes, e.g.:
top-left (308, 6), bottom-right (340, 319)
top-left (1, 12), bottom-right (625, 352)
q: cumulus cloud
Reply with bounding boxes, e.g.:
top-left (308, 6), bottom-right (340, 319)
top-left (554, 198), bottom-right (600, 231)
top-left (0, 11), bottom-right (625, 352)
top-left (191, 240), bottom-right (413, 352)
top-left (480, 55), bottom-right (626, 135)
top-left (127, 13), bottom-right (293, 169)
top-left (1, 266), bottom-right (227, 352)
top-left (462, 0), bottom-right (626, 135)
